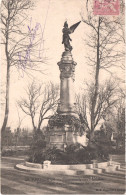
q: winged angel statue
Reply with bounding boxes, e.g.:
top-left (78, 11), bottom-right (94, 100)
top-left (62, 21), bottom-right (81, 51)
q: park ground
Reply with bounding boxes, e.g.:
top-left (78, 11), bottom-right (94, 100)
top-left (1, 155), bottom-right (125, 194)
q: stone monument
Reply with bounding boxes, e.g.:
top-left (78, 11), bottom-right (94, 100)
top-left (46, 21), bottom-right (87, 150)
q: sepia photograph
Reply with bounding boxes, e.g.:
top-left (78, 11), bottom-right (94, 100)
top-left (0, 0), bottom-right (125, 194)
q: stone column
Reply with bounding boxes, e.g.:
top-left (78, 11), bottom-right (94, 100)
top-left (57, 51), bottom-right (77, 115)
top-left (47, 51), bottom-right (82, 150)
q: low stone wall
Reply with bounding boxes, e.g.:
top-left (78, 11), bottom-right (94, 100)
top-left (95, 161), bottom-right (110, 168)
top-left (25, 161), bottom-right (42, 169)
top-left (24, 161), bottom-right (111, 170)
top-left (15, 160), bottom-right (121, 175)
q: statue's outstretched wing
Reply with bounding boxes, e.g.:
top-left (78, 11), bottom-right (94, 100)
top-left (70, 21), bottom-right (81, 33)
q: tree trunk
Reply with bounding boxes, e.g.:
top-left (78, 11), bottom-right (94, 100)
top-left (1, 24), bottom-right (10, 133)
top-left (1, 3), bottom-right (10, 133)
top-left (37, 118), bottom-right (43, 131)
top-left (89, 17), bottom-right (101, 143)
top-left (1, 65), bottom-right (10, 132)
top-left (31, 117), bottom-right (36, 131)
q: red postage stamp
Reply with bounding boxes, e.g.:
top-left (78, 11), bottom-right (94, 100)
top-left (93, 0), bottom-right (120, 15)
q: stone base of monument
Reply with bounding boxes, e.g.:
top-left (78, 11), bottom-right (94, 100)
top-left (15, 160), bottom-right (120, 176)
top-left (46, 114), bottom-right (88, 150)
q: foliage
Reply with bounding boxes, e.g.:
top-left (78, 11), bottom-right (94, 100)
top-left (49, 115), bottom-right (80, 128)
top-left (48, 114), bottom-right (83, 135)
top-left (43, 146), bottom-right (65, 163)
top-left (13, 127), bottom-right (32, 146)
top-left (116, 108), bottom-right (125, 149)
top-left (102, 92), bottom-right (125, 153)
top-left (89, 129), bottom-right (112, 160)
top-left (64, 144), bottom-right (96, 164)
top-left (28, 142), bottom-right (109, 164)
top-left (2, 148), bottom-right (30, 157)
top-left (28, 130), bottom-right (46, 163)
top-left (109, 146), bottom-right (125, 155)
top-left (2, 149), bottom-right (16, 157)
top-left (1, 130), bottom-right (13, 148)
top-left (1, 127), bottom-right (32, 156)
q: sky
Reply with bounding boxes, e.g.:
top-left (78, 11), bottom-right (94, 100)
top-left (1, 0), bottom-right (124, 131)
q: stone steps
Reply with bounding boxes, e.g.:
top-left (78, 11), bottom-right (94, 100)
top-left (119, 168), bottom-right (126, 172)
top-left (120, 166), bottom-right (126, 169)
top-left (91, 168), bottom-right (103, 174)
top-left (101, 171), bottom-right (125, 180)
top-left (107, 169), bottom-right (125, 176)
top-left (76, 169), bottom-right (94, 175)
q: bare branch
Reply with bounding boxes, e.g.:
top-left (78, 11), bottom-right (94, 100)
top-left (18, 81), bottom-right (59, 131)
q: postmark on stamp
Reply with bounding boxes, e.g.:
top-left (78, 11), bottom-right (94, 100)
top-left (93, 0), bottom-right (120, 15)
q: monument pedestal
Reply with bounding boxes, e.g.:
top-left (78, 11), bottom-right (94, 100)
top-left (47, 51), bottom-right (84, 150)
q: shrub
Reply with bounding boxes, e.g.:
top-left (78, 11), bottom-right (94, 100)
top-left (74, 148), bottom-right (91, 164)
top-left (89, 140), bottom-right (110, 161)
top-left (2, 149), bottom-right (16, 156)
top-left (43, 143), bottom-right (109, 165)
top-left (64, 142), bottom-right (109, 163)
top-left (28, 130), bottom-right (46, 163)
top-left (27, 132), bottom-right (109, 164)
top-left (44, 146), bottom-right (65, 164)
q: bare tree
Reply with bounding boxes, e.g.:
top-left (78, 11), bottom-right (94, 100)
top-left (18, 81), bottom-right (59, 131)
top-left (1, 0), bottom-right (46, 132)
top-left (81, 1), bottom-right (125, 142)
top-left (76, 80), bottom-right (119, 142)
top-left (103, 88), bottom-right (125, 150)
top-left (16, 104), bottom-right (26, 129)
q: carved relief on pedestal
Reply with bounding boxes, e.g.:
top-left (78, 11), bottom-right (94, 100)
top-left (58, 63), bottom-right (76, 81)
top-left (57, 51), bottom-right (77, 81)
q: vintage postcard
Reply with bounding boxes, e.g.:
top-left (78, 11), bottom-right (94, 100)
top-left (1, 0), bottom-right (125, 194)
